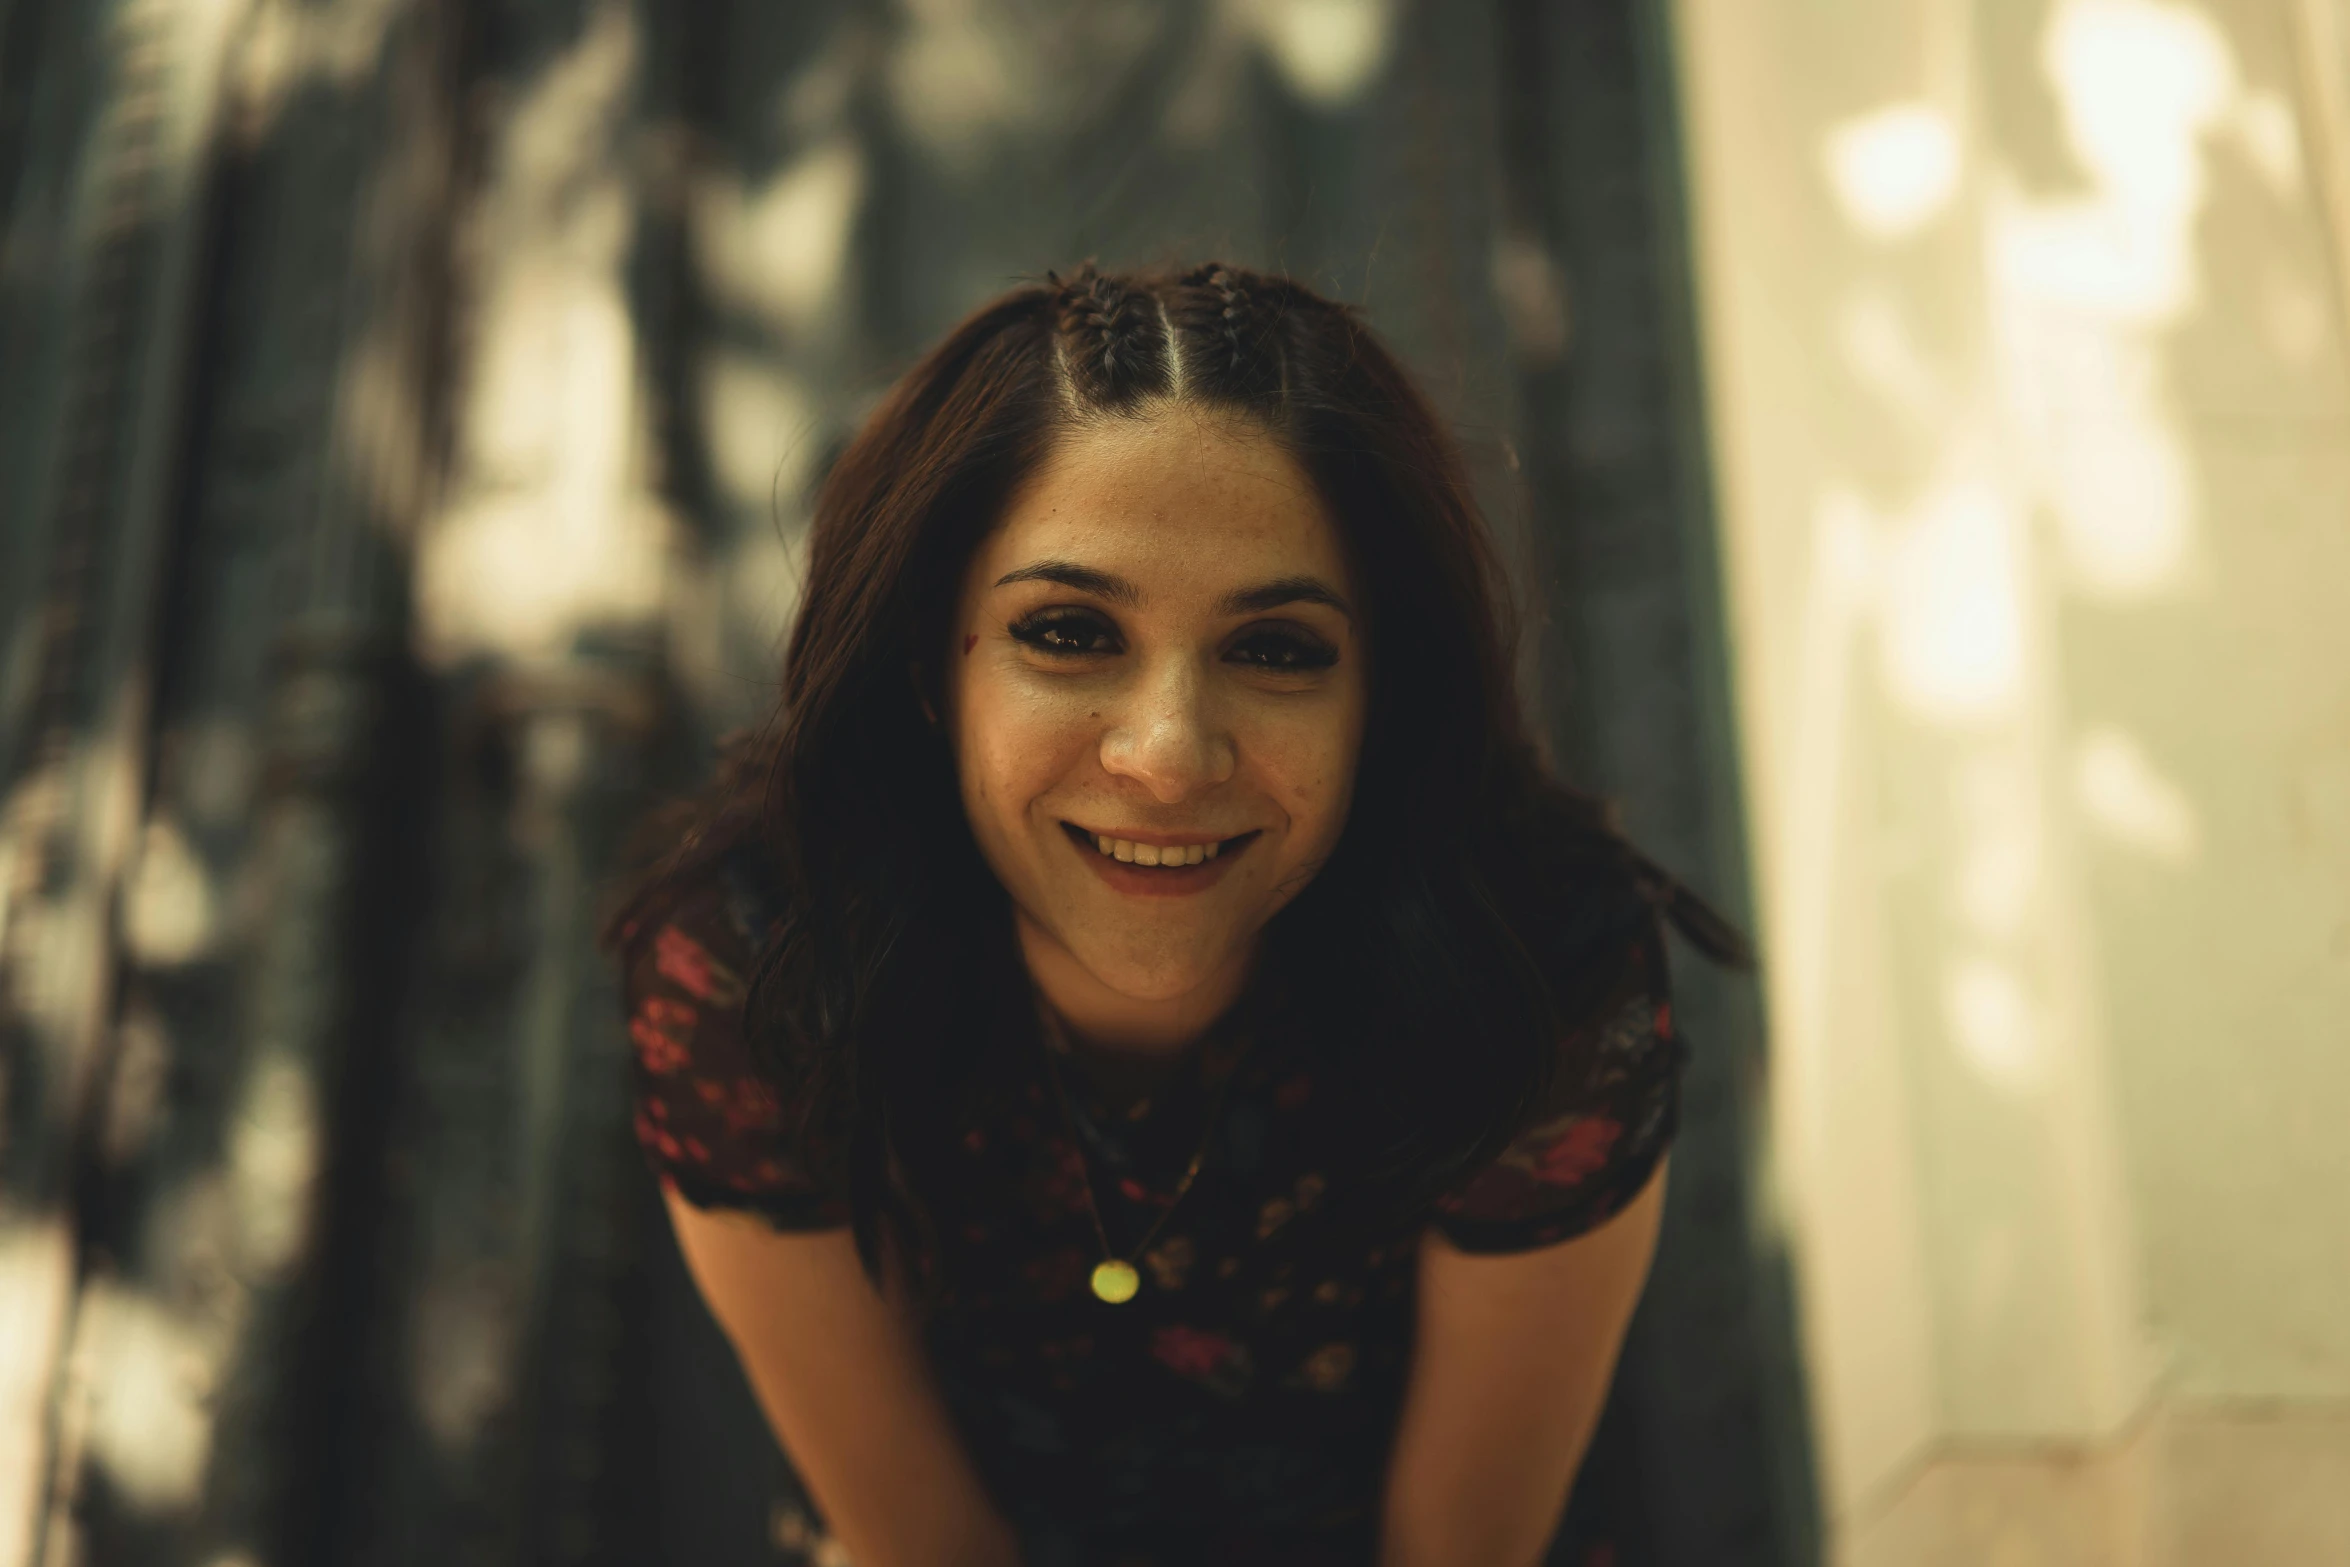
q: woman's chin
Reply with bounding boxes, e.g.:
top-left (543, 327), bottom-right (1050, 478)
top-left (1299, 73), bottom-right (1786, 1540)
top-left (1067, 936), bottom-right (1253, 1011)
top-left (1082, 960), bottom-right (1227, 1008)
top-left (1008, 900), bottom-right (1258, 1018)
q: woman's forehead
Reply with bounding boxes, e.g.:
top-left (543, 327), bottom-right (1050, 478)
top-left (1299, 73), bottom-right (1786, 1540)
top-left (980, 413), bottom-right (1348, 587)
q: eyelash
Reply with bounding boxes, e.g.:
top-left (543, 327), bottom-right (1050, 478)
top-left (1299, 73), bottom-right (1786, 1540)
top-left (1005, 610), bottom-right (1339, 671)
top-left (1229, 628), bottom-right (1339, 671)
top-left (1008, 608), bottom-right (1120, 656)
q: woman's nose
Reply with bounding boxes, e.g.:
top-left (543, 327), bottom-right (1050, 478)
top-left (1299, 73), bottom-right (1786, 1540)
top-left (1098, 658), bottom-right (1235, 802)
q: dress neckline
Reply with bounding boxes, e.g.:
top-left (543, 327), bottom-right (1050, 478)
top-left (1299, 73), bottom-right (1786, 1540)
top-left (1031, 984), bottom-right (1264, 1127)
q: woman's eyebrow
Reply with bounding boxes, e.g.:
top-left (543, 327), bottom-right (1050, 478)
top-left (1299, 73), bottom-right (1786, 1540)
top-left (992, 563), bottom-right (1354, 623)
top-left (1217, 575), bottom-right (1354, 622)
top-left (992, 561), bottom-right (1141, 604)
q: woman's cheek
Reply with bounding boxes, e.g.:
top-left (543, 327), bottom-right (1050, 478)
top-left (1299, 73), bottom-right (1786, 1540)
top-left (969, 679), bottom-right (1090, 806)
top-left (1253, 704), bottom-right (1359, 844)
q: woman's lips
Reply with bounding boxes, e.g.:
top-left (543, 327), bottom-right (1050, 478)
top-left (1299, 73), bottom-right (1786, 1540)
top-left (1059, 822), bottom-right (1261, 897)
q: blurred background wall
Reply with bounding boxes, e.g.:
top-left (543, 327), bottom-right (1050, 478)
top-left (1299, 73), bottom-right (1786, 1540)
top-left (1673, 0), bottom-right (2350, 1560)
top-left (0, 0), bottom-right (2342, 1564)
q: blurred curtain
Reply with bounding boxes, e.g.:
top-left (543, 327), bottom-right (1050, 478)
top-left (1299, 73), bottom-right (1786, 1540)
top-left (0, 1), bottom-right (1814, 1563)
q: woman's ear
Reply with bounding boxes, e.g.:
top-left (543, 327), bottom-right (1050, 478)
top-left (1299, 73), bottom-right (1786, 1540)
top-left (910, 659), bottom-right (940, 728)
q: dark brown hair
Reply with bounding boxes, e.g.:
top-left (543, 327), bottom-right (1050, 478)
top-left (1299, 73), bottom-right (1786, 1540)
top-left (609, 263), bottom-right (1742, 1286)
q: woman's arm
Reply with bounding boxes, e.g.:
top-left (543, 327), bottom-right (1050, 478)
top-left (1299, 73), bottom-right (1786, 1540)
top-left (666, 1192), bottom-right (1024, 1567)
top-left (1377, 1159), bottom-right (1668, 1567)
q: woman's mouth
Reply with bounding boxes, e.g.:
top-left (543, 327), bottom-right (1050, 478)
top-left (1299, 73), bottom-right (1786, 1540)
top-left (1058, 822), bottom-right (1260, 893)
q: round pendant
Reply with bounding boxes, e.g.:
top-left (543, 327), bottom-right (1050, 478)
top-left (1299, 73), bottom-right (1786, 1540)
top-left (1090, 1260), bottom-right (1141, 1304)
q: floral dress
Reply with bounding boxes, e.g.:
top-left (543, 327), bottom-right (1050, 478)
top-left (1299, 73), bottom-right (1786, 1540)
top-left (624, 849), bottom-right (1684, 1566)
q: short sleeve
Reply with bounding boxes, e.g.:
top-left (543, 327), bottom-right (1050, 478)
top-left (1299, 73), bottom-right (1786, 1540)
top-left (620, 852), bottom-right (849, 1231)
top-left (1429, 925), bottom-right (1684, 1254)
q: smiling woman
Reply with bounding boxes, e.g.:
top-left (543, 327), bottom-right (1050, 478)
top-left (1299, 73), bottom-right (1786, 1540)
top-left (953, 411), bottom-right (1368, 1044)
top-left (605, 264), bottom-right (1745, 1566)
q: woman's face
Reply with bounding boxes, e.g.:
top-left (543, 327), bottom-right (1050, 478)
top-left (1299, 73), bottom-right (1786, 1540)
top-left (945, 407), bottom-right (1369, 1018)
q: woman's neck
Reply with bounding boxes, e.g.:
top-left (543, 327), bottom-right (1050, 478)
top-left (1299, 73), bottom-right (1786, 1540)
top-left (1013, 914), bottom-right (1252, 1056)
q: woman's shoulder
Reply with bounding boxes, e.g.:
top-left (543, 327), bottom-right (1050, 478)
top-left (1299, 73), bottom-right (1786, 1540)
top-left (1424, 838), bottom-right (1684, 1252)
top-left (617, 835), bottom-right (848, 1227)
top-left (617, 831), bottom-right (789, 983)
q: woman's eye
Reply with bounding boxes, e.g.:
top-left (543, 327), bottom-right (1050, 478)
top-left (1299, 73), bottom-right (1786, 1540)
top-left (1229, 629), bottom-right (1339, 671)
top-left (1009, 610), bottom-right (1120, 656)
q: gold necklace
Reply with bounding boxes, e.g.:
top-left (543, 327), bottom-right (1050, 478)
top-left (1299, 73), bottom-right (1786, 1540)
top-left (1036, 1012), bottom-right (1238, 1304)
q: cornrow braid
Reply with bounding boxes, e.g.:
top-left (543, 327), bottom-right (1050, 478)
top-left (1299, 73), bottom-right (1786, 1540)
top-left (1201, 264), bottom-right (1250, 372)
top-left (1048, 263), bottom-right (1171, 410)
top-left (1169, 262), bottom-right (1289, 407)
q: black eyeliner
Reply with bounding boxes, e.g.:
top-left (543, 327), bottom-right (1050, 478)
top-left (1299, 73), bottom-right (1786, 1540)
top-left (1229, 625), bottom-right (1340, 671)
top-left (1008, 606), bottom-right (1121, 656)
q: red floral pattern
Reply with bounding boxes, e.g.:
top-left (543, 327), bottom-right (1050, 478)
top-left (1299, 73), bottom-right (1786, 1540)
top-left (1531, 1116), bottom-right (1623, 1186)
top-left (654, 925), bottom-right (740, 1004)
top-left (629, 996), bottom-right (694, 1075)
top-left (1150, 1324), bottom-right (1240, 1379)
top-left (723, 1076), bottom-right (780, 1133)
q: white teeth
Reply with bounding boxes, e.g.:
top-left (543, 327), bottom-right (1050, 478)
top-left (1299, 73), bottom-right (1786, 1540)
top-left (1086, 833), bottom-right (1226, 866)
